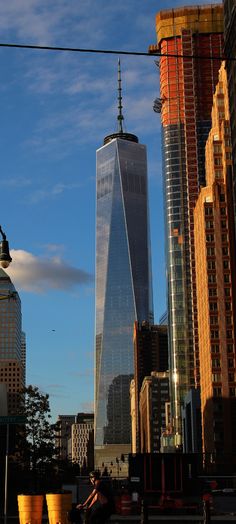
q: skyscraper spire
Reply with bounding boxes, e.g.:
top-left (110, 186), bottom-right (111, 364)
top-left (117, 58), bottom-right (124, 134)
top-left (104, 60), bottom-right (138, 145)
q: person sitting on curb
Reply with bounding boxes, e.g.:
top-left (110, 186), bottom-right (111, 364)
top-left (77, 470), bottom-right (115, 524)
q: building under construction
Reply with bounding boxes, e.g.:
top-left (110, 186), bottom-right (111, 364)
top-left (155, 4), bottom-right (224, 442)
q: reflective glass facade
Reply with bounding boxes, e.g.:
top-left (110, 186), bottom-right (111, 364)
top-left (157, 5), bottom-right (223, 438)
top-left (0, 268), bottom-right (23, 414)
top-left (95, 136), bottom-right (153, 466)
top-left (0, 269), bottom-right (21, 361)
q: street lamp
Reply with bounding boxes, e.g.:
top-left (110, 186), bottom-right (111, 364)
top-left (0, 226), bottom-right (12, 268)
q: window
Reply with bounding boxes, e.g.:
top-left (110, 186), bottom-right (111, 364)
top-left (227, 344), bottom-right (233, 353)
top-left (222, 233), bottom-right (228, 243)
top-left (210, 316), bottom-right (218, 325)
top-left (211, 330), bottom-right (219, 339)
top-left (224, 288), bottom-right (230, 297)
top-left (220, 207), bottom-right (226, 215)
top-left (213, 387), bottom-right (222, 397)
top-left (206, 234), bottom-right (214, 242)
top-left (228, 359), bottom-right (234, 368)
top-left (205, 206), bottom-right (213, 216)
top-left (212, 358), bottom-right (221, 368)
top-left (207, 247), bottom-right (215, 256)
top-left (208, 274), bottom-right (216, 283)
top-left (209, 288), bottom-right (217, 297)
top-left (208, 261), bottom-right (215, 270)
top-left (224, 274), bottom-right (230, 283)
top-left (229, 388), bottom-right (236, 397)
top-left (210, 302), bottom-right (217, 311)
top-left (212, 373), bottom-right (221, 382)
top-left (211, 344), bottom-right (219, 353)
top-left (206, 221), bottom-right (214, 229)
top-left (223, 260), bottom-right (229, 269)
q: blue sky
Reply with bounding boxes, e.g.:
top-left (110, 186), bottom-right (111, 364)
top-left (0, 0), bottom-right (210, 421)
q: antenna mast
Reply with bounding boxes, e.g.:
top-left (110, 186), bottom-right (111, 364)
top-left (117, 59), bottom-right (124, 133)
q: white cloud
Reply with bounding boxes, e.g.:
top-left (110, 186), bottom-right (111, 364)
top-left (0, 177), bottom-right (32, 188)
top-left (6, 249), bottom-right (93, 293)
top-left (27, 181), bottom-right (83, 204)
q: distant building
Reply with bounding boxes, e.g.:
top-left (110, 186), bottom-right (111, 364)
top-left (182, 388), bottom-right (202, 453)
top-left (159, 311), bottom-right (168, 325)
top-left (155, 4), bottom-right (224, 442)
top-left (57, 415), bottom-right (75, 460)
top-left (133, 321), bottom-right (168, 451)
top-left (139, 371), bottom-right (170, 453)
top-left (0, 269), bottom-right (23, 414)
top-left (72, 413), bottom-right (94, 470)
top-left (0, 383), bottom-right (7, 415)
top-left (21, 332), bottom-right (26, 386)
top-left (94, 62), bottom-right (153, 469)
top-left (130, 379), bottom-right (137, 454)
top-left (194, 63), bottom-right (236, 466)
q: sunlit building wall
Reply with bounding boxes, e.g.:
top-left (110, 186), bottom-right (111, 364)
top-left (155, 5), bottom-right (223, 440)
top-left (130, 379), bottom-right (137, 454)
top-left (95, 130), bottom-right (153, 469)
top-left (194, 63), bottom-right (236, 463)
top-left (71, 413), bottom-right (94, 469)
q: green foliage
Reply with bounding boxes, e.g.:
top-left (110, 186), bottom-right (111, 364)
top-left (17, 385), bottom-right (59, 474)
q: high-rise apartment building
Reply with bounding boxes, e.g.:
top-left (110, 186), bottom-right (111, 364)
top-left (155, 5), bottom-right (223, 441)
top-left (139, 371), bottom-right (170, 453)
top-left (95, 62), bottom-right (153, 469)
top-left (194, 63), bottom-right (236, 466)
top-left (133, 321), bottom-right (168, 451)
top-left (224, 0), bottom-right (236, 233)
top-left (21, 331), bottom-right (26, 386)
top-left (71, 413), bottom-right (94, 469)
top-left (56, 414), bottom-right (75, 460)
top-left (0, 269), bottom-right (23, 414)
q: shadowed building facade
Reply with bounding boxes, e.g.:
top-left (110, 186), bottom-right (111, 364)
top-left (155, 5), bottom-right (223, 442)
top-left (139, 371), bottom-right (170, 453)
top-left (133, 321), bottom-right (168, 452)
top-left (0, 269), bottom-right (24, 414)
top-left (95, 63), bottom-right (153, 470)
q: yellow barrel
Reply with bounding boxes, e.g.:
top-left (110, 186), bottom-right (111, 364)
top-left (17, 494), bottom-right (44, 524)
top-left (46, 492), bottom-right (72, 524)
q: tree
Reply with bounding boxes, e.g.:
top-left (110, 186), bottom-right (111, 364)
top-left (17, 385), bottom-right (60, 489)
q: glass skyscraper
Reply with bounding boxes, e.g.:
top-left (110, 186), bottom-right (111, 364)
top-left (95, 65), bottom-right (153, 469)
top-left (0, 268), bottom-right (24, 414)
top-left (156, 5), bottom-right (223, 442)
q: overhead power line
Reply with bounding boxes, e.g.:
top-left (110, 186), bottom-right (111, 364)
top-left (0, 41), bottom-right (234, 61)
